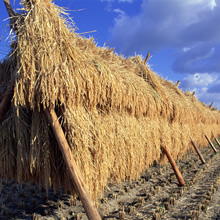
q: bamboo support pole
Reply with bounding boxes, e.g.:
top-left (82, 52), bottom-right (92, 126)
top-left (0, 91), bottom-right (13, 122)
top-left (4, 0), bottom-right (16, 17)
top-left (191, 139), bottom-right (206, 164)
top-left (144, 52), bottom-right (150, 65)
top-left (175, 80), bottom-right (180, 87)
top-left (215, 138), bottom-right (220, 147)
top-left (161, 146), bottom-right (185, 186)
top-left (46, 108), bottom-right (101, 220)
top-left (3, 0), bottom-right (18, 31)
top-left (205, 134), bottom-right (217, 153)
top-left (1, 0), bottom-right (18, 121)
top-left (0, 68), bottom-right (15, 122)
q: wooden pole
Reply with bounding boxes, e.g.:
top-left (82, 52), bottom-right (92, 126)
top-left (215, 138), bottom-right (220, 147)
top-left (45, 108), bottom-right (101, 220)
top-left (191, 139), bottom-right (206, 164)
top-left (0, 68), bottom-right (15, 122)
top-left (205, 134), bottom-right (217, 153)
top-left (175, 80), bottom-right (180, 87)
top-left (209, 102), bottom-right (213, 108)
top-left (0, 91), bottom-right (13, 122)
top-left (1, 0), bottom-right (18, 122)
top-left (3, 0), bottom-right (18, 31)
top-left (161, 146), bottom-right (185, 186)
top-left (144, 53), bottom-right (150, 65)
top-left (3, 0), bottom-right (16, 17)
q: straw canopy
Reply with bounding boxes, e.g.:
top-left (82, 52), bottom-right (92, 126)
top-left (0, 0), bottom-right (220, 201)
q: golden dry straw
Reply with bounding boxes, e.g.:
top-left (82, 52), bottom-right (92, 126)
top-left (0, 0), bottom-right (220, 201)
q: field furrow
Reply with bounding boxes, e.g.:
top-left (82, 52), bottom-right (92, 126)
top-left (0, 141), bottom-right (219, 220)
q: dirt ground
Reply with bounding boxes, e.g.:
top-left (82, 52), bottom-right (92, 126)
top-left (0, 140), bottom-right (220, 220)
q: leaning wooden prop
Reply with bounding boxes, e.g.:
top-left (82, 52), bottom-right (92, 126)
top-left (2, 0), bottom-right (101, 219)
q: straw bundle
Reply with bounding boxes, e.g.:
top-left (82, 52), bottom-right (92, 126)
top-left (0, 0), bottom-right (220, 201)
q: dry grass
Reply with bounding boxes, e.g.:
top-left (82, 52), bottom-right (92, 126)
top-left (0, 0), bottom-right (219, 201)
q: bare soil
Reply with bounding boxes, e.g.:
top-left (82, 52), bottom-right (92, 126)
top-left (0, 140), bottom-right (220, 220)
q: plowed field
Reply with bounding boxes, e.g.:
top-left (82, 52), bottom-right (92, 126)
top-left (0, 139), bottom-right (220, 220)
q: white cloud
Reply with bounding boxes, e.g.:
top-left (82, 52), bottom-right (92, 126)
top-left (180, 73), bottom-right (220, 109)
top-left (106, 0), bottom-right (220, 109)
top-left (172, 46), bottom-right (220, 74)
top-left (113, 8), bottom-right (126, 17)
top-left (183, 47), bottom-right (191, 52)
top-left (181, 73), bottom-right (218, 88)
top-left (197, 90), bottom-right (220, 109)
top-left (209, 0), bottom-right (217, 10)
top-left (108, 0), bottom-right (220, 68)
top-left (101, 0), bottom-right (134, 11)
top-left (108, 0), bottom-right (220, 74)
top-left (196, 47), bottom-right (215, 60)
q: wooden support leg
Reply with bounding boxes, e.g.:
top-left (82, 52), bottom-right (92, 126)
top-left (45, 108), bottom-right (101, 220)
top-left (144, 52), bottom-right (150, 65)
top-left (191, 139), bottom-right (206, 164)
top-left (161, 146), bottom-right (185, 186)
top-left (205, 135), bottom-right (217, 153)
top-left (3, 0), bottom-right (18, 32)
top-left (0, 92), bottom-right (13, 122)
top-left (215, 138), bottom-right (220, 147)
top-left (0, 73), bottom-right (14, 122)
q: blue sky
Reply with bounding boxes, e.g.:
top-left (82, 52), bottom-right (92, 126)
top-left (0, 0), bottom-right (220, 109)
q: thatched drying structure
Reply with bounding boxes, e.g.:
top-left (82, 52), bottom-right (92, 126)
top-left (0, 0), bottom-right (220, 201)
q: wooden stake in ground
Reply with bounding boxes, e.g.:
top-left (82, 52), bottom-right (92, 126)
top-left (46, 108), bottom-right (101, 220)
top-left (161, 146), bottom-right (185, 186)
top-left (191, 139), bottom-right (206, 164)
top-left (215, 138), bottom-right (220, 147)
top-left (205, 134), bottom-right (217, 153)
